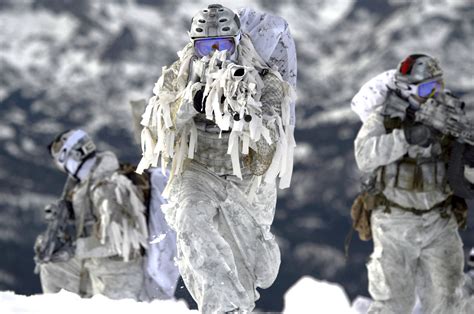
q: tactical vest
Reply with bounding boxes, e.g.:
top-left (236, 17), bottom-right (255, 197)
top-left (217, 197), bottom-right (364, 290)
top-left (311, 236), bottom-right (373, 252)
top-left (377, 115), bottom-right (454, 194)
top-left (192, 115), bottom-right (251, 177)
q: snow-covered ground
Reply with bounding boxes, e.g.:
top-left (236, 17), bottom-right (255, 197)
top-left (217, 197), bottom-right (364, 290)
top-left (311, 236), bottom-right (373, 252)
top-left (0, 276), bottom-right (369, 314)
top-left (0, 289), bottom-right (195, 314)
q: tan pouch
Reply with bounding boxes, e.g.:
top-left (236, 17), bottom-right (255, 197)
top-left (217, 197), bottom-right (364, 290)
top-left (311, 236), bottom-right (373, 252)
top-left (350, 192), bottom-right (373, 241)
top-left (451, 195), bottom-right (468, 229)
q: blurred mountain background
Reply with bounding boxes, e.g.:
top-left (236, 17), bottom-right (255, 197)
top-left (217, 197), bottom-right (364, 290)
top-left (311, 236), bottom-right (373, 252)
top-left (0, 0), bottom-right (473, 311)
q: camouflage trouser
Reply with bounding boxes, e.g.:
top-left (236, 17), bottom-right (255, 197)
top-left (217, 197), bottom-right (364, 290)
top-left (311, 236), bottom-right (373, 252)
top-left (40, 255), bottom-right (144, 300)
top-left (40, 256), bottom-right (90, 296)
top-left (163, 161), bottom-right (281, 313)
top-left (367, 206), bottom-right (473, 314)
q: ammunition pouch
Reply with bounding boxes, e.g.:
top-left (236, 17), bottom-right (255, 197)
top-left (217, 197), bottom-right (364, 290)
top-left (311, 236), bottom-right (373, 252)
top-left (451, 195), bottom-right (468, 229)
top-left (350, 192), bottom-right (378, 241)
top-left (377, 158), bottom-right (450, 193)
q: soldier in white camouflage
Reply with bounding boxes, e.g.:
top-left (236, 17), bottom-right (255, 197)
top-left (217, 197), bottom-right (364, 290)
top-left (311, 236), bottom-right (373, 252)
top-left (137, 4), bottom-right (296, 313)
top-left (352, 54), bottom-right (474, 313)
top-left (35, 129), bottom-right (148, 300)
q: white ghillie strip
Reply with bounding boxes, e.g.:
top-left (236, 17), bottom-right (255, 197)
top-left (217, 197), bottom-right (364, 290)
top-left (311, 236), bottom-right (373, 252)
top-left (122, 217), bottom-right (130, 262)
top-left (279, 125), bottom-right (296, 189)
top-left (150, 233), bottom-right (167, 244)
top-left (242, 134), bottom-right (250, 155)
top-left (99, 199), bottom-right (110, 245)
top-left (174, 131), bottom-right (188, 176)
top-left (140, 100), bottom-right (154, 126)
top-left (228, 132), bottom-right (242, 179)
top-left (129, 229), bottom-right (139, 251)
top-left (264, 141), bottom-right (283, 184)
top-left (136, 128), bottom-right (156, 174)
top-left (109, 221), bottom-right (123, 255)
top-left (188, 121), bottom-right (197, 159)
top-left (114, 185), bottom-right (123, 205)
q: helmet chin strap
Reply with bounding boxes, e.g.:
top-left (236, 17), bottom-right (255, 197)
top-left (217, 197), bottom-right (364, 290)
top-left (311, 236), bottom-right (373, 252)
top-left (55, 129), bottom-right (96, 180)
top-left (72, 155), bottom-right (97, 181)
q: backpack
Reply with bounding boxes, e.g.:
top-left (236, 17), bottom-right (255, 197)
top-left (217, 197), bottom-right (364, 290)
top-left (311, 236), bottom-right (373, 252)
top-left (238, 7), bottom-right (297, 126)
top-left (118, 163), bottom-right (179, 300)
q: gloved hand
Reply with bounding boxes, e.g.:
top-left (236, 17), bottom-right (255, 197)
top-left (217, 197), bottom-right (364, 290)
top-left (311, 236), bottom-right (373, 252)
top-left (464, 144), bottom-right (474, 167)
top-left (193, 88), bottom-right (206, 113)
top-left (44, 203), bottom-right (60, 221)
top-left (404, 123), bottom-right (433, 147)
top-left (193, 88), bottom-right (227, 114)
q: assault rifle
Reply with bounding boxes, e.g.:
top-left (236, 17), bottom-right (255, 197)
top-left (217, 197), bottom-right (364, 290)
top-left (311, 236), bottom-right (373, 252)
top-left (414, 92), bottom-right (474, 145)
top-left (34, 179), bottom-right (76, 268)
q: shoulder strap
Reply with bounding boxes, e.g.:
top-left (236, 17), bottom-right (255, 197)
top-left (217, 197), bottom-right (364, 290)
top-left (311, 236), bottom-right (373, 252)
top-left (118, 162), bottom-right (151, 208)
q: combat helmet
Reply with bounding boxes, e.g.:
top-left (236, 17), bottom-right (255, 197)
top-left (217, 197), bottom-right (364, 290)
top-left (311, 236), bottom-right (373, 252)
top-left (189, 4), bottom-right (241, 58)
top-left (48, 129), bottom-right (96, 178)
top-left (189, 4), bottom-right (240, 39)
top-left (395, 54), bottom-right (444, 99)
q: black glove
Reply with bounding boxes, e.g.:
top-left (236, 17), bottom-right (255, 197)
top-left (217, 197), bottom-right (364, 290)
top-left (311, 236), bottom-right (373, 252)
top-left (193, 88), bottom-right (206, 113)
top-left (193, 89), bottom-right (226, 114)
top-left (404, 123), bottom-right (433, 147)
top-left (405, 106), bottom-right (417, 122)
top-left (464, 144), bottom-right (474, 167)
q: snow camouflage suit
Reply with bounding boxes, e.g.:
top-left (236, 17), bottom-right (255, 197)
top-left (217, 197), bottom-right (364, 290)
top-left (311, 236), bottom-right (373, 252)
top-left (137, 21), bottom-right (295, 314)
top-left (352, 70), bottom-right (474, 314)
top-left (39, 151), bottom-right (148, 300)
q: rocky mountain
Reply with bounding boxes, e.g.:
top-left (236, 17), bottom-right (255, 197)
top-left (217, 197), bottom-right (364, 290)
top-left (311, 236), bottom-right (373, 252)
top-left (0, 0), bottom-right (473, 311)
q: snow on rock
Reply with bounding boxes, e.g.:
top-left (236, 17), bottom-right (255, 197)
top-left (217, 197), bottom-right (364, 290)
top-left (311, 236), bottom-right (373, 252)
top-left (283, 276), bottom-right (355, 314)
top-left (0, 289), bottom-right (196, 314)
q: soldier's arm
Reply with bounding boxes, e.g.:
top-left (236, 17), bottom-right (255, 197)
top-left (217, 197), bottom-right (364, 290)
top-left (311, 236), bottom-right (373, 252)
top-left (248, 72), bottom-right (284, 175)
top-left (138, 56), bottom-right (189, 173)
top-left (354, 110), bottom-right (410, 173)
top-left (90, 176), bottom-right (148, 260)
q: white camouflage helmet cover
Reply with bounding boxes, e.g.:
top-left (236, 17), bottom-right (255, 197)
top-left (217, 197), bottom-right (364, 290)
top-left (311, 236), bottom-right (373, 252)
top-left (189, 4), bottom-right (240, 40)
top-left (49, 129), bottom-right (96, 176)
top-left (395, 53), bottom-right (443, 84)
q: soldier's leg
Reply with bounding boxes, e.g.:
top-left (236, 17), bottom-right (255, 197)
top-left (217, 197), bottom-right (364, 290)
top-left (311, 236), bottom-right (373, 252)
top-left (85, 255), bottom-right (144, 300)
top-left (170, 167), bottom-right (254, 313)
top-left (39, 257), bottom-right (82, 295)
top-left (367, 207), bottom-right (418, 314)
top-left (219, 178), bottom-right (280, 292)
top-left (417, 213), bottom-right (469, 314)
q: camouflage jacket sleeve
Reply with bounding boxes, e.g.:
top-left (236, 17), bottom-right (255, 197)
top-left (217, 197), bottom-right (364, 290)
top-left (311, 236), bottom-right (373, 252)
top-left (138, 48), bottom-right (198, 174)
top-left (90, 173), bottom-right (148, 261)
top-left (141, 59), bottom-right (182, 138)
top-left (354, 109), bottom-right (410, 173)
top-left (248, 72), bottom-right (284, 175)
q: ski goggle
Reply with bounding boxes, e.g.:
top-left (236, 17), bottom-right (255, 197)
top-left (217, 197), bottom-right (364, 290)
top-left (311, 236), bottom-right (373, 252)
top-left (412, 79), bottom-right (444, 98)
top-left (194, 37), bottom-right (235, 58)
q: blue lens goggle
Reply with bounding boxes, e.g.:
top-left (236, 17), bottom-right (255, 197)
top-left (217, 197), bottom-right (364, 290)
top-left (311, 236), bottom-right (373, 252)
top-left (194, 37), bottom-right (235, 58)
top-left (414, 79), bottom-right (444, 98)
